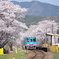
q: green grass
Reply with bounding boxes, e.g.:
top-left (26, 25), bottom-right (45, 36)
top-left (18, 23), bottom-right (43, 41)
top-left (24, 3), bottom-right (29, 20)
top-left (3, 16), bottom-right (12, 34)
top-left (54, 52), bottom-right (59, 59)
top-left (0, 50), bottom-right (27, 59)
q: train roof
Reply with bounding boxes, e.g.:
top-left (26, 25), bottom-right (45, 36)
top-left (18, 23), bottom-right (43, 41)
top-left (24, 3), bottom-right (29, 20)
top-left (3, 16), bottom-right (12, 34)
top-left (25, 36), bottom-right (36, 38)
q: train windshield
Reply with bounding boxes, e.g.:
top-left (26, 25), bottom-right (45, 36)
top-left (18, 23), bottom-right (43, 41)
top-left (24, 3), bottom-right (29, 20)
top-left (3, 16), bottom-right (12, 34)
top-left (26, 38), bottom-right (32, 42)
top-left (33, 38), bottom-right (36, 42)
top-left (26, 37), bottom-right (36, 42)
top-left (26, 38), bottom-right (29, 42)
top-left (30, 39), bottom-right (32, 42)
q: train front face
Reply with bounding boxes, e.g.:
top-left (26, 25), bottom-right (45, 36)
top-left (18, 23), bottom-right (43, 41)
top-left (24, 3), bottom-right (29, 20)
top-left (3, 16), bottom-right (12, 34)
top-left (25, 36), bottom-right (37, 49)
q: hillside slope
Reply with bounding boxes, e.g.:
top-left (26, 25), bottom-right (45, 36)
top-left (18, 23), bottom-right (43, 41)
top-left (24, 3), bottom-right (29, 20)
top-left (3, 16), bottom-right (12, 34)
top-left (12, 1), bottom-right (59, 17)
top-left (18, 15), bottom-right (45, 26)
top-left (17, 15), bottom-right (59, 27)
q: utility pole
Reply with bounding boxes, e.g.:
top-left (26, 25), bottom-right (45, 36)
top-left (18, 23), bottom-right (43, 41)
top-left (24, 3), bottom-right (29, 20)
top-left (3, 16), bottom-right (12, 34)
top-left (52, 24), bottom-right (53, 34)
top-left (45, 27), bottom-right (47, 43)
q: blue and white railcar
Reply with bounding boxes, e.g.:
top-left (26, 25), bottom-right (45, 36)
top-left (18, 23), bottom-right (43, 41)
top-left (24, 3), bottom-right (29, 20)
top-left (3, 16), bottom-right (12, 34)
top-left (24, 36), bottom-right (37, 49)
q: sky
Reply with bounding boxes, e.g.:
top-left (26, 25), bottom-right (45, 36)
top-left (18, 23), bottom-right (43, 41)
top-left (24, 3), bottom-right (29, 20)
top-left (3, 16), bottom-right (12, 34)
top-left (13, 0), bottom-right (59, 6)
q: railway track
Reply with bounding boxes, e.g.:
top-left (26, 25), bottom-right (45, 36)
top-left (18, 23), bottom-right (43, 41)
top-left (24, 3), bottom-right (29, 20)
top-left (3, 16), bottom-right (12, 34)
top-left (29, 50), bottom-right (45, 59)
top-left (23, 50), bottom-right (45, 59)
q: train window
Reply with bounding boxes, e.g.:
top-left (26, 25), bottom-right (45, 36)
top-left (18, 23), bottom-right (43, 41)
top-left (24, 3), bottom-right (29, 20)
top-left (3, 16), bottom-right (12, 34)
top-left (26, 38), bottom-right (29, 42)
top-left (30, 39), bottom-right (32, 42)
top-left (33, 38), bottom-right (36, 42)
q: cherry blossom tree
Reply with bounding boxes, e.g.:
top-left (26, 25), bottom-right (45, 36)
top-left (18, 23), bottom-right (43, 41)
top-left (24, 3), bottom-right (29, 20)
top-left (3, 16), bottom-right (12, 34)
top-left (0, 0), bottom-right (28, 50)
top-left (20, 20), bottom-right (58, 46)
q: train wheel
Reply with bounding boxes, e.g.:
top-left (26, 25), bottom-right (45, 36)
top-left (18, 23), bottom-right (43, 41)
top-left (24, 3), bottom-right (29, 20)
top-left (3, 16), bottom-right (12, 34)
top-left (34, 47), bottom-right (36, 49)
top-left (26, 47), bottom-right (29, 50)
top-left (25, 46), bottom-right (29, 50)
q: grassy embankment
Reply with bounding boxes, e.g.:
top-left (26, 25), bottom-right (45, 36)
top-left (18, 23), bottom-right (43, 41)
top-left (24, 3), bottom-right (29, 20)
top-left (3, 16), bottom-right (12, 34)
top-left (54, 52), bottom-right (59, 59)
top-left (0, 48), bottom-right (59, 59)
top-left (0, 49), bottom-right (27, 59)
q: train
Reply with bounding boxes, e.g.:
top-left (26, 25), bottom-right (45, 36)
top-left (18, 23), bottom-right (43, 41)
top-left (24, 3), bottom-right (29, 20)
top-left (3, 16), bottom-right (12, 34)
top-left (24, 36), bottom-right (48, 52)
top-left (24, 36), bottom-right (38, 49)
